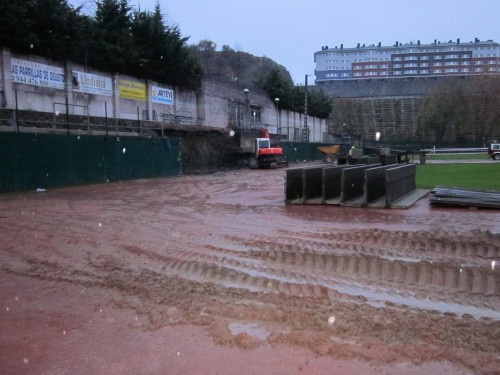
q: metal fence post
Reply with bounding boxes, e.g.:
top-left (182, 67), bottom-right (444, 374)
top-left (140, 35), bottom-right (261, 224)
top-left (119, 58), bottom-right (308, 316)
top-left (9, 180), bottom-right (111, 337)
top-left (14, 90), bottom-right (19, 133)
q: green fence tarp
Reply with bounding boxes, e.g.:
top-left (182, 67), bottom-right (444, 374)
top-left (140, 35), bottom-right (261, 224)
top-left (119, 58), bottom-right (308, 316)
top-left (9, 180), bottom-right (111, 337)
top-left (280, 142), bottom-right (325, 163)
top-left (0, 133), bottom-right (181, 193)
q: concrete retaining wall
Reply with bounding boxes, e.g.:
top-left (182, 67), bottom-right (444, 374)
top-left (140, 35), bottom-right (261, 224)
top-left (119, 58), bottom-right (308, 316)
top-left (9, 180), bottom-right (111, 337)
top-left (1, 48), bottom-right (327, 142)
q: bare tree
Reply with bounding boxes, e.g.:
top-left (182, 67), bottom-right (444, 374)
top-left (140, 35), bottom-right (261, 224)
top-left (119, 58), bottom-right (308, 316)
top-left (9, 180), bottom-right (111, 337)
top-left (467, 74), bottom-right (500, 145)
top-left (420, 77), bottom-right (470, 145)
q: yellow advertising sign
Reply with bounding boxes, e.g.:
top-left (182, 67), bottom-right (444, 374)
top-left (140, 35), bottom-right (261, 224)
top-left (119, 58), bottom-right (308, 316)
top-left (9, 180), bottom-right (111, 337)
top-left (119, 80), bottom-right (146, 100)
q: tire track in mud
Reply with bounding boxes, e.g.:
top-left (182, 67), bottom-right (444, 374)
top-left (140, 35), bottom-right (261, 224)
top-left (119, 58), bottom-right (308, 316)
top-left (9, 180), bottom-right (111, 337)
top-left (109, 228), bottom-right (500, 319)
top-left (3, 194), bottom-right (499, 320)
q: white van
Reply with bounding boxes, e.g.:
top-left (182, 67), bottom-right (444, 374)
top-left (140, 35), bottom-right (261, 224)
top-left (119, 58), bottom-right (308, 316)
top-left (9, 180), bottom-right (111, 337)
top-left (488, 143), bottom-right (500, 160)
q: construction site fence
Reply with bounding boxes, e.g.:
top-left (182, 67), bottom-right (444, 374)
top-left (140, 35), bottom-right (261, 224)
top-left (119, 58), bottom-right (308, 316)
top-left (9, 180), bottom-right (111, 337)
top-left (0, 132), bottom-right (181, 194)
top-left (278, 141), bottom-right (325, 163)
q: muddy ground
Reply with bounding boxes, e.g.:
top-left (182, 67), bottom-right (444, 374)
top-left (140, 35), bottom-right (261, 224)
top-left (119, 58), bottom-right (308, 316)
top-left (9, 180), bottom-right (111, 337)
top-left (1, 167), bottom-right (499, 375)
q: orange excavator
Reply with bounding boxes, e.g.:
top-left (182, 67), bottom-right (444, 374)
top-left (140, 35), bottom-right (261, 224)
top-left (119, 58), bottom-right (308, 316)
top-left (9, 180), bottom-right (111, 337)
top-left (251, 128), bottom-right (288, 168)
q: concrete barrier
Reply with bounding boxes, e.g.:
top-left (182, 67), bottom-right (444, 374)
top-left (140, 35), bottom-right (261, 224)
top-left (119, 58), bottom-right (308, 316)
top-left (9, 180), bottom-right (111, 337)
top-left (385, 164), bottom-right (417, 207)
top-left (303, 167), bottom-right (324, 204)
top-left (379, 154), bottom-right (398, 165)
top-left (285, 167), bottom-right (304, 203)
top-left (358, 156), bottom-right (381, 165)
top-left (341, 164), bottom-right (380, 204)
top-left (324, 166), bottom-right (347, 204)
top-left (364, 165), bottom-right (391, 205)
top-left (284, 162), bottom-right (418, 209)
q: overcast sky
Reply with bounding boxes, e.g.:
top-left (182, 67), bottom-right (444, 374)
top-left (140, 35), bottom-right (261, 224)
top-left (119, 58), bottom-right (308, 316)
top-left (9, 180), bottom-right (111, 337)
top-left (71, 0), bottom-right (500, 84)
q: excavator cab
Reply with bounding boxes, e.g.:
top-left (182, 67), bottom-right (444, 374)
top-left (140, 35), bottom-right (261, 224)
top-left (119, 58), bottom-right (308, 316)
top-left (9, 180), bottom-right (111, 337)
top-left (251, 128), bottom-right (288, 168)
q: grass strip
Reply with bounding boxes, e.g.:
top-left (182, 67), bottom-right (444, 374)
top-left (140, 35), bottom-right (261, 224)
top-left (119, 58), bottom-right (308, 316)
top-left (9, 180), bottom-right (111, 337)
top-left (416, 163), bottom-right (500, 190)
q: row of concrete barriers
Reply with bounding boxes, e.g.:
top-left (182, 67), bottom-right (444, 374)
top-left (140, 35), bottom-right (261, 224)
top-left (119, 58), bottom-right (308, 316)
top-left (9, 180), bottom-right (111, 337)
top-left (285, 163), bottom-right (423, 208)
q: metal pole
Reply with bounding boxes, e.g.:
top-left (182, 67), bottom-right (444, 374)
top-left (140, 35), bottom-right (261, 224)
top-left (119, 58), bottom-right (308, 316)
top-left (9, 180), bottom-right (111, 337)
top-left (14, 90), bottom-right (19, 133)
top-left (65, 97), bottom-right (69, 135)
top-left (105, 102), bottom-right (108, 136)
top-left (244, 88), bottom-right (249, 130)
top-left (275, 97), bottom-right (280, 137)
top-left (304, 74), bottom-right (309, 142)
top-left (137, 106), bottom-right (140, 135)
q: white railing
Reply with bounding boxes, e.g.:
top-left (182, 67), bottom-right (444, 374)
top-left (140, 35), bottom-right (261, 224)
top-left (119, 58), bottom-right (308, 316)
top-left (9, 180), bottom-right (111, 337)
top-left (421, 147), bottom-right (488, 155)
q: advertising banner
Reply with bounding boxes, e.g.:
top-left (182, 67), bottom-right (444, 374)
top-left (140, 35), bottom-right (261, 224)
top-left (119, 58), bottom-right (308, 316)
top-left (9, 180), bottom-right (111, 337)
top-left (11, 58), bottom-right (64, 89)
top-left (72, 71), bottom-right (112, 96)
top-left (119, 80), bottom-right (146, 101)
top-left (151, 86), bottom-right (174, 105)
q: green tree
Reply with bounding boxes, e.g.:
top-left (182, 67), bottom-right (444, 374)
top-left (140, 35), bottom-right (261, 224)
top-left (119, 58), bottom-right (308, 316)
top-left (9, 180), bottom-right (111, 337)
top-left (257, 68), bottom-right (294, 109)
top-left (157, 22), bottom-right (202, 89)
top-left (90, 0), bottom-right (136, 74)
top-left (308, 89), bottom-right (332, 119)
top-left (124, 2), bottom-right (201, 88)
top-left (0, 1), bottom-right (36, 53)
top-left (0, 0), bottom-right (86, 61)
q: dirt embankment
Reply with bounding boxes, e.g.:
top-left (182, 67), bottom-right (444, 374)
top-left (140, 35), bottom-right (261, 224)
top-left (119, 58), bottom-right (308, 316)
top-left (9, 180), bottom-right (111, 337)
top-left (165, 129), bottom-right (248, 173)
top-left (1, 169), bottom-right (499, 375)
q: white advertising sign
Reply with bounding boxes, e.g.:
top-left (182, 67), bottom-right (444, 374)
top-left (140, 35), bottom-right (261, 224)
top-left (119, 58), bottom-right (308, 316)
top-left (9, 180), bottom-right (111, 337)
top-left (11, 58), bottom-right (65, 89)
top-left (72, 71), bottom-right (112, 96)
top-left (151, 86), bottom-right (174, 105)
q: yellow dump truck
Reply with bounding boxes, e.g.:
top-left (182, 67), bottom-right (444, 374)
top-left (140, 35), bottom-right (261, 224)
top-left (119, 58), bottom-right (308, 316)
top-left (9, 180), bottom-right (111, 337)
top-left (317, 145), bottom-right (340, 163)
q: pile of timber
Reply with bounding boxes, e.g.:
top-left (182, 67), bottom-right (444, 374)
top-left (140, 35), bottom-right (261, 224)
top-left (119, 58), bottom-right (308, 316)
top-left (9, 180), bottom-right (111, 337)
top-left (430, 186), bottom-right (500, 209)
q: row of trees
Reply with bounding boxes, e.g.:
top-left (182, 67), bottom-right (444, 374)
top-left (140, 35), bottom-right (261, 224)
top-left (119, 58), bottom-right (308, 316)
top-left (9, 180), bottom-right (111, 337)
top-left (0, 0), bottom-right (202, 89)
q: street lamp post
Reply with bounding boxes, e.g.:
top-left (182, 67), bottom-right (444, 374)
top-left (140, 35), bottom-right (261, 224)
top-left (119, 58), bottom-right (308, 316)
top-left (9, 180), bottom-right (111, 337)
top-left (243, 88), bottom-right (249, 130)
top-left (304, 74), bottom-right (310, 142)
top-left (275, 97), bottom-right (280, 136)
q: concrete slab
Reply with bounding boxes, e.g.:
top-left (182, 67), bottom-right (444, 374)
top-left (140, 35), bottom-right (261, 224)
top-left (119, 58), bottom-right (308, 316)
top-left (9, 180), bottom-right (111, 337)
top-left (325, 197), bottom-right (342, 205)
top-left (304, 198), bottom-right (323, 205)
top-left (390, 189), bottom-right (430, 209)
top-left (343, 196), bottom-right (365, 207)
top-left (285, 198), bottom-right (303, 205)
top-left (367, 196), bottom-right (387, 209)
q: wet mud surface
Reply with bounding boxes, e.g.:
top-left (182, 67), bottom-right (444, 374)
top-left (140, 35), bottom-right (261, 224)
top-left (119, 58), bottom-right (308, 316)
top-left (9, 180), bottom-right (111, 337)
top-left (1, 168), bottom-right (500, 374)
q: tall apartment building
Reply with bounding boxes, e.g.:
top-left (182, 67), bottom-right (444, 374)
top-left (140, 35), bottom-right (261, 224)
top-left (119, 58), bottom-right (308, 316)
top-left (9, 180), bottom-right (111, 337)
top-left (314, 38), bottom-right (499, 84)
